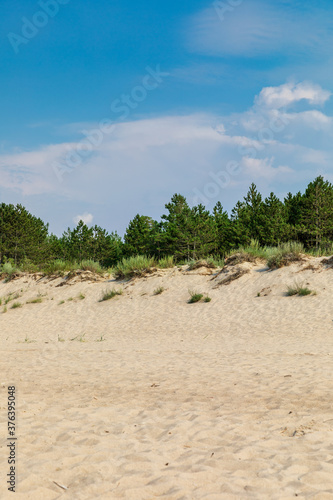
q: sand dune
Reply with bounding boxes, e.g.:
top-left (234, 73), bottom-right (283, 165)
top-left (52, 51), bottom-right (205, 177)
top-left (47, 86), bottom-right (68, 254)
top-left (1, 257), bottom-right (333, 499)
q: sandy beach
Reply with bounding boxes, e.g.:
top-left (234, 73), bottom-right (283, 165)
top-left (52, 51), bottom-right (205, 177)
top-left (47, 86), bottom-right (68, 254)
top-left (1, 257), bottom-right (333, 499)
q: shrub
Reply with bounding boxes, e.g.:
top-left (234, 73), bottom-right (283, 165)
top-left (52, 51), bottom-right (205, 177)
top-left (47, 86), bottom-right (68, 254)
top-left (204, 295), bottom-right (211, 302)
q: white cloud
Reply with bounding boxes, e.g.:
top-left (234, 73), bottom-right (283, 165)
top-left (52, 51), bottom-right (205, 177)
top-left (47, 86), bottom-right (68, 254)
top-left (255, 82), bottom-right (331, 110)
top-left (241, 157), bottom-right (293, 181)
top-left (73, 213), bottom-right (94, 225)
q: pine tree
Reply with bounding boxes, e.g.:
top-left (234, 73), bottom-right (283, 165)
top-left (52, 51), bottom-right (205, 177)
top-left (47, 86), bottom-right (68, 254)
top-left (161, 194), bottom-right (193, 260)
top-left (213, 202), bottom-right (233, 255)
top-left (124, 215), bottom-right (155, 256)
top-left (261, 192), bottom-right (288, 246)
top-left (301, 176), bottom-right (333, 249)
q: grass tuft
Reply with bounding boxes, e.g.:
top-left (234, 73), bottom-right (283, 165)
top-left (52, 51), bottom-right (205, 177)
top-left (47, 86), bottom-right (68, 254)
top-left (11, 302), bottom-right (22, 309)
top-left (153, 286), bottom-right (165, 295)
top-left (286, 282), bottom-right (314, 296)
top-left (99, 288), bottom-right (123, 302)
top-left (26, 297), bottom-right (42, 304)
top-left (188, 291), bottom-right (204, 304)
top-left (113, 255), bottom-right (156, 279)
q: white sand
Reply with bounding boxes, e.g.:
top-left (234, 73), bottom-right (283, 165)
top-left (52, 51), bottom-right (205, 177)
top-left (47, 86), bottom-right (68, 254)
top-left (1, 258), bottom-right (333, 499)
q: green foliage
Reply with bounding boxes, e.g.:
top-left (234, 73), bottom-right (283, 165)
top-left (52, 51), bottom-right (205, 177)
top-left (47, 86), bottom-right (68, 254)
top-left (154, 286), bottom-right (165, 295)
top-left (1, 177), bottom-right (333, 272)
top-left (204, 295), bottom-right (212, 302)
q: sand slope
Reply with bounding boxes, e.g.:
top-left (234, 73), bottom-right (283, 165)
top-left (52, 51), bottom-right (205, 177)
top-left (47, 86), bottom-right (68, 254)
top-left (1, 258), bottom-right (333, 499)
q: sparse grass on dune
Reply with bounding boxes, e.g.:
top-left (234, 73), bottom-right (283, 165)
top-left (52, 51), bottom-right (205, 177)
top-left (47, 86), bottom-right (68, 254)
top-left (26, 297), bottom-right (43, 304)
top-left (267, 242), bottom-right (304, 269)
top-left (43, 259), bottom-right (103, 276)
top-left (11, 302), bottom-right (22, 309)
top-left (286, 281), bottom-right (315, 297)
top-left (113, 256), bottom-right (156, 279)
top-left (79, 260), bottom-right (103, 274)
top-left (153, 286), bottom-right (165, 295)
top-left (0, 262), bottom-right (21, 282)
top-left (188, 292), bottom-right (203, 304)
top-left (99, 288), bottom-right (123, 302)
top-left (225, 240), bottom-right (305, 269)
top-left (157, 256), bottom-right (174, 268)
top-left (187, 291), bottom-right (212, 303)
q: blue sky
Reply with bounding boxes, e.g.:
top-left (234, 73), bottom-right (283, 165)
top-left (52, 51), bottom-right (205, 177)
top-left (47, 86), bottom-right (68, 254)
top-left (1, 0), bottom-right (333, 235)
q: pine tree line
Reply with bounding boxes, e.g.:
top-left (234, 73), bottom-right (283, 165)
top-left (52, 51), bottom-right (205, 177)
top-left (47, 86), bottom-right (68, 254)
top-left (1, 176), bottom-right (333, 269)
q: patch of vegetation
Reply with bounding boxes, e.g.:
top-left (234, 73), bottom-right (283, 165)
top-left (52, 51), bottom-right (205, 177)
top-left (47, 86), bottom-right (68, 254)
top-left (43, 259), bottom-right (76, 276)
top-left (99, 288), bottom-right (123, 301)
top-left (26, 297), bottom-right (43, 304)
top-left (157, 256), bottom-right (174, 268)
top-left (80, 260), bottom-right (103, 274)
top-left (204, 295), bottom-right (212, 302)
top-left (267, 242), bottom-right (304, 269)
top-left (58, 335), bottom-right (65, 342)
top-left (11, 302), bottom-right (22, 309)
top-left (188, 291), bottom-right (204, 304)
top-left (154, 286), bottom-right (165, 295)
top-left (113, 255), bottom-right (156, 279)
top-left (3, 306), bottom-right (7, 313)
top-left (1, 262), bottom-right (21, 282)
top-left (286, 282), bottom-right (314, 296)
top-left (58, 300), bottom-right (65, 305)
top-left (78, 292), bottom-right (85, 300)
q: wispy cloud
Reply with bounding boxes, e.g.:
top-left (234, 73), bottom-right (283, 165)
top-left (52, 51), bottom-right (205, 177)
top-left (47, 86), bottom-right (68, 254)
top-left (187, 0), bottom-right (333, 58)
